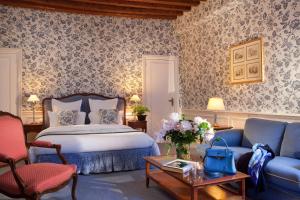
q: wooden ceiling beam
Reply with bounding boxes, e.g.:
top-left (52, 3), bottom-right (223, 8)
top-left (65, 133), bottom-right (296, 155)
top-left (14, 0), bottom-right (183, 16)
top-left (0, 0), bottom-right (177, 19)
top-left (70, 0), bottom-right (191, 11)
top-left (125, 0), bottom-right (201, 6)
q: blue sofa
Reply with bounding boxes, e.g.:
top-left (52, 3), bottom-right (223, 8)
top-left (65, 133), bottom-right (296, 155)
top-left (197, 118), bottom-right (300, 198)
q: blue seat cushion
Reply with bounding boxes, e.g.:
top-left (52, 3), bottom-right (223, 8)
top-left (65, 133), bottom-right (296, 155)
top-left (265, 156), bottom-right (300, 192)
top-left (280, 123), bottom-right (300, 159)
top-left (196, 144), bottom-right (251, 162)
top-left (242, 118), bottom-right (287, 155)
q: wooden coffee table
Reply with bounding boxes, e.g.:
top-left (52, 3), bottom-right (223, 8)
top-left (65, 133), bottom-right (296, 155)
top-left (144, 156), bottom-right (249, 200)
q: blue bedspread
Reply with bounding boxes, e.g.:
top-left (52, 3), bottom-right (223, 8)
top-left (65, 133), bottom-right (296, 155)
top-left (35, 146), bottom-right (156, 175)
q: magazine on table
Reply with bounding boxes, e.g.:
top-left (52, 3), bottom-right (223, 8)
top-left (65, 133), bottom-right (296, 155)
top-left (162, 159), bottom-right (198, 173)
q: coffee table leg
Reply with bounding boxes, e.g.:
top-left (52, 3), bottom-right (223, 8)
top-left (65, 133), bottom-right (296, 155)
top-left (191, 188), bottom-right (198, 200)
top-left (239, 179), bottom-right (246, 200)
top-left (146, 161), bottom-right (150, 188)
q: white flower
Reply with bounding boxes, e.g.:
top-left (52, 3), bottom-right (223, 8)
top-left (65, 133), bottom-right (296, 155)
top-left (204, 128), bottom-right (215, 143)
top-left (162, 119), bottom-right (177, 131)
top-left (208, 128), bottom-right (215, 134)
top-left (193, 116), bottom-right (203, 125)
top-left (180, 120), bottom-right (193, 131)
top-left (169, 112), bottom-right (181, 122)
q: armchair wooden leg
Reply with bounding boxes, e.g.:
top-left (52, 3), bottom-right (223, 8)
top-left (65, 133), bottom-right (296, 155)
top-left (72, 173), bottom-right (78, 200)
top-left (33, 194), bottom-right (41, 200)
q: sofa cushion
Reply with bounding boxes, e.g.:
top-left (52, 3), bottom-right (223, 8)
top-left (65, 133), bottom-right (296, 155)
top-left (242, 118), bottom-right (287, 155)
top-left (265, 156), bottom-right (300, 192)
top-left (196, 144), bottom-right (251, 162)
top-left (280, 123), bottom-right (300, 159)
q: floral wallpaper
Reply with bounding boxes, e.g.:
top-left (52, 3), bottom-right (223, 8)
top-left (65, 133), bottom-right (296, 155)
top-left (175, 0), bottom-right (300, 114)
top-left (0, 6), bottom-right (179, 111)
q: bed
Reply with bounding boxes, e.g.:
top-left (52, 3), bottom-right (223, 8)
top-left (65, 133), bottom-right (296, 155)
top-left (30, 93), bottom-right (160, 175)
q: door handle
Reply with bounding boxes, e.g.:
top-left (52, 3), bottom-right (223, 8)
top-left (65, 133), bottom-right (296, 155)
top-left (168, 98), bottom-right (174, 107)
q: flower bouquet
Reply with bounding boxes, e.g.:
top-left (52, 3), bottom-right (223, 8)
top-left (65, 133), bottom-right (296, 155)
top-left (157, 113), bottom-right (214, 159)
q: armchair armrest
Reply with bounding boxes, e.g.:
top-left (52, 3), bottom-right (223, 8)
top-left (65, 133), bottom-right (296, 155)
top-left (213, 129), bottom-right (244, 146)
top-left (29, 141), bottom-right (61, 149)
top-left (29, 141), bottom-right (67, 164)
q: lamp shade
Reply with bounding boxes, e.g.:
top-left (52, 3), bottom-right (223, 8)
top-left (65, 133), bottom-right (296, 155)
top-left (207, 97), bottom-right (225, 111)
top-left (27, 95), bottom-right (40, 103)
top-left (130, 95), bottom-right (141, 103)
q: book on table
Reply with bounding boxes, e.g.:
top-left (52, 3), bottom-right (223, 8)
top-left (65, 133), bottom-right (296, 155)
top-left (162, 159), bottom-right (197, 173)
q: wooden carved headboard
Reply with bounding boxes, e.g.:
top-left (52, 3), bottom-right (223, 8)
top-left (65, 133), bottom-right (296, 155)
top-left (42, 93), bottom-right (126, 128)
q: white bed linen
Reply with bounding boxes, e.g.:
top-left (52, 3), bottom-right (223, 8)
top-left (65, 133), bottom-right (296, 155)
top-left (30, 124), bottom-right (160, 156)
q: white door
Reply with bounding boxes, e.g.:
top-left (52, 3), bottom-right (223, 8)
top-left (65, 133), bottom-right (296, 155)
top-left (0, 48), bottom-right (22, 116)
top-left (143, 55), bottom-right (179, 137)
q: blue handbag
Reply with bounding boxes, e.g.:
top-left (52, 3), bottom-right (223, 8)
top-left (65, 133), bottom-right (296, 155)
top-left (203, 137), bottom-right (237, 176)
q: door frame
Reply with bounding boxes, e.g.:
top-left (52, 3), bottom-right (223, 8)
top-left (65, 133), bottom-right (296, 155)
top-left (142, 55), bottom-right (180, 119)
top-left (0, 48), bottom-right (22, 116)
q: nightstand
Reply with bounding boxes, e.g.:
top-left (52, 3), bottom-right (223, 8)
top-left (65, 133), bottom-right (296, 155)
top-left (23, 123), bottom-right (44, 143)
top-left (128, 120), bottom-right (147, 133)
top-left (213, 125), bottom-right (233, 131)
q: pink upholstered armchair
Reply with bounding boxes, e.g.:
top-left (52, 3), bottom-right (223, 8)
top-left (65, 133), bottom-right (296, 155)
top-left (0, 111), bottom-right (77, 200)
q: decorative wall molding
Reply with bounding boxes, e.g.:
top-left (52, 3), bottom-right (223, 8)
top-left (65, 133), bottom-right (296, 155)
top-left (21, 111), bottom-right (43, 124)
top-left (21, 110), bottom-right (136, 125)
top-left (182, 109), bottom-right (300, 129)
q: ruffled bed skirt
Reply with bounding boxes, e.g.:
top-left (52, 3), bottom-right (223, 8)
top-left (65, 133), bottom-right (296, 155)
top-left (35, 146), bottom-right (156, 175)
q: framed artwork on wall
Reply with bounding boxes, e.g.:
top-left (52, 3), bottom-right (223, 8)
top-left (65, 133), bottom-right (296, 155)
top-left (230, 38), bottom-right (264, 84)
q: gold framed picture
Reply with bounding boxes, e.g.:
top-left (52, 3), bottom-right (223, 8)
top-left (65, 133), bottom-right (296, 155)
top-left (230, 38), bottom-right (264, 83)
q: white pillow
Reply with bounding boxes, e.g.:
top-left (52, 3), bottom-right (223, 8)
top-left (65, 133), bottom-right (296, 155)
top-left (48, 111), bottom-right (86, 127)
top-left (52, 99), bottom-right (82, 112)
top-left (76, 112), bottom-right (86, 125)
top-left (118, 111), bottom-right (124, 125)
top-left (48, 111), bottom-right (57, 127)
top-left (88, 98), bottom-right (118, 112)
top-left (88, 111), bottom-right (123, 125)
top-left (88, 112), bottom-right (100, 124)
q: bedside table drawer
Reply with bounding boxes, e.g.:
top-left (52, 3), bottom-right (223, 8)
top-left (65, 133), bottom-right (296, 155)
top-left (23, 123), bottom-right (44, 143)
top-left (128, 121), bottom-right (147, 133)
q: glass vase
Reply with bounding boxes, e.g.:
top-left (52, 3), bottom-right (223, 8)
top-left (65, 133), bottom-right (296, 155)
top-left (175, 143), bottom-right (190, 160)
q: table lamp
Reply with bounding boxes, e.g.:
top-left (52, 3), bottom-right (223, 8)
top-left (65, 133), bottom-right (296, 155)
top-left (207, 97), bottom-right (225, 127)
top-left (27, 94), bottom-right (40, 123)
top-left (130, 95), bottom-right (141, 103)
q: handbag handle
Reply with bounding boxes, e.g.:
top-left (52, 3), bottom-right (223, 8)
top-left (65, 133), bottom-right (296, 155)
top-left (202, 137), bottom-right (230, 163)
top-left (210, 137), bottom-right (229, 149)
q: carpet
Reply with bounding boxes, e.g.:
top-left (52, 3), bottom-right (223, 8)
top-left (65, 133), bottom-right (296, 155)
top-left (0, 170), bottom-right (173, 200)
top-left (1, 169), bottom-right (299, 200)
